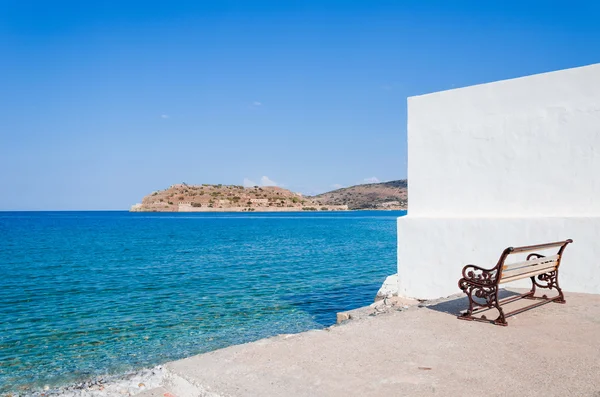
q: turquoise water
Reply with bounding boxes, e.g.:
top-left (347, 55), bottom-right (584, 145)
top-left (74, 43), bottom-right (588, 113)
top-left (0, 211), bottom-right (404, 392)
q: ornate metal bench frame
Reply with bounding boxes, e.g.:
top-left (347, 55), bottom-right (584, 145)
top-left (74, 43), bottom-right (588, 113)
top-left (457, 239), bottom-right (573, 326)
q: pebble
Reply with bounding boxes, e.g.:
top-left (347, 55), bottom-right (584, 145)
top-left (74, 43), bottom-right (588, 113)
top-left (20, 366), bottom-right (164, 397)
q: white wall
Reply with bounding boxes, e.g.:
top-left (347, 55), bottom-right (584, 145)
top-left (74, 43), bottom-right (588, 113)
top-left (398, 216), bottom-right (599, 298)
top-left (399, 63), bottom-right (600, 299)
top-left (408, 63), bottom-right (600, 217)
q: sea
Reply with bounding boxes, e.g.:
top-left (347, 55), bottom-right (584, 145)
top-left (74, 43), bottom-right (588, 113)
top-left (0, 210), bottom-right (405, 393)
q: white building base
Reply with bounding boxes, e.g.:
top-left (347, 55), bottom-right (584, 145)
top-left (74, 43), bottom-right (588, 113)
top-left (398, 216), bottom-right (600, 299)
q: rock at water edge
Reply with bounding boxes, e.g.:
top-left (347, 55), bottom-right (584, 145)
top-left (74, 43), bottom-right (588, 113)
top-left (375, 274), bottom-right (399, 301)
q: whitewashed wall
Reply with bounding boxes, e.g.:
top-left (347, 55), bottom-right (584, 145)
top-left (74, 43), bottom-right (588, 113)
top-left (398, 63), bottom-right (600, 299)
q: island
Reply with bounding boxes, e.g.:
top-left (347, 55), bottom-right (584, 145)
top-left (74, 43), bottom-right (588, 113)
top-left (130, 180), bottom-right (407, 212)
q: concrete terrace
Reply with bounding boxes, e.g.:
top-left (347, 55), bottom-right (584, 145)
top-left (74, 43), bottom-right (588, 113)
top-left (145, 290), bottom-right (600, 397)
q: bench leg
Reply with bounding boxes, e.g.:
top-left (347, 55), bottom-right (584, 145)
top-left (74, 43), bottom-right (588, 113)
top-left (553, 271), bottom-right (566, 304)
top-left (457, 282), bottom-right (508, 326)
top-left (492, 289), bottom-right (508, 326)
top-left (458, 284), bottom-right (476, 320)
top-left (522, 276), bottom-right (537, 300)
top-left (532, 270), bottom-right (566, 304)
top-left (477, 288), bottom-right (507, 326)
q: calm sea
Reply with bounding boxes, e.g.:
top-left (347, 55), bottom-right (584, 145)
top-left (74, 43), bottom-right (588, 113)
top-left (0, 210), bottom-right (404, 392)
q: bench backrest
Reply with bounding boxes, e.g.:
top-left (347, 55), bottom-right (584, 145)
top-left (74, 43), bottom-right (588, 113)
top-left (495, 239), bottom-right (572, 284)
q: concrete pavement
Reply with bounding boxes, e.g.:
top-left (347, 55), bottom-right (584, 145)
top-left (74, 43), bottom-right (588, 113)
top-left (156, 290), bottom-right (600, 397)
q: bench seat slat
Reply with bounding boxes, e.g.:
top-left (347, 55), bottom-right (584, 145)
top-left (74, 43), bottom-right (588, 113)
top-left (500, 264), bottom-right (558, 284)
top-left (502, 254), bottom-right (559, 271)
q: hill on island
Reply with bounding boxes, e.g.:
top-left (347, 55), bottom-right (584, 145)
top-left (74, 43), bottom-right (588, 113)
top-left (310, 180), bottom-right (407, 210)
top-left (130, 180), bottom-right (407, 212)
top-left (131, 184), bottom-right (347, 212)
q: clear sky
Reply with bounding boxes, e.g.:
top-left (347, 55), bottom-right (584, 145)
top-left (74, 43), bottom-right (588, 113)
top-left (1, 0), bottom-right (599, 210)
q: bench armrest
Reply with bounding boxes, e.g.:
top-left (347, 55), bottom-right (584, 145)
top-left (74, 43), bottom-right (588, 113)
top-left (459, 264), bottom-right (498, 288)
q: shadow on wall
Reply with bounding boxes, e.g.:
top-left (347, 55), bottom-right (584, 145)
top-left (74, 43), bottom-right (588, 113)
top-left (425, 289), bottom-right (521, 316)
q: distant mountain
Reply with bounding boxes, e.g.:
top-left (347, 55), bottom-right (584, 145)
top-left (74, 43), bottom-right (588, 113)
top-left (311, 180), bottom-right (407, 210)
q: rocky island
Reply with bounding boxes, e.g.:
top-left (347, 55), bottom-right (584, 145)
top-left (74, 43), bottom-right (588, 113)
top-left (130, 180), bottom-right (407, 212)
top-left (130, 184), bottom-right (348, 212)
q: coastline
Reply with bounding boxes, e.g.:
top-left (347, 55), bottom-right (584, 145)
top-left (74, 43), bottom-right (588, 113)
top-left (2, 213), bottom-right (401, 395)
top-left (22, 367), bottom-right (164, 397)
top-left (42, 289), bottom-right (599, 397)
top-left (156, 290), bottom-right (600, 397)
top-left (18, 274), bottom-right (399, 397)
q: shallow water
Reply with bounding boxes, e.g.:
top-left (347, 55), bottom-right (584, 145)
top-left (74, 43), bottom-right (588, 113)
top-left (0, 210), bottom-right (404, 392)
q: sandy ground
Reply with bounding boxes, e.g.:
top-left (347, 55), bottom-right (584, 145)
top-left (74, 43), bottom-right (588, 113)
top-left (160, 289), bottom-right (600, 397)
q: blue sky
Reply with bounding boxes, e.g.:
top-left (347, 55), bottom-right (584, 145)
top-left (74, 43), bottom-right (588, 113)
top-left (1, 0), bottom-right (599, 210)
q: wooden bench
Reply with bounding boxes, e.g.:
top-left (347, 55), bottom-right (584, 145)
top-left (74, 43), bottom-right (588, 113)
top-left (457, 239), bottom-right (573, 326)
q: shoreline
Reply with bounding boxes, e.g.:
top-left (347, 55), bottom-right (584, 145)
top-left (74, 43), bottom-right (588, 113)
top-left (21, 366), bottom-right (164, 397)
top-left (158, 290), bottom-right (600, 396)
top-left (16, 275), bottom-right (400, 396)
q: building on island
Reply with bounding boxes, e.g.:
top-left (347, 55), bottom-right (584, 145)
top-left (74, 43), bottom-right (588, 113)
top-left (250, 199), bottom-right (269, 204)
top-left (398, 63), bottom-right (600, 299)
